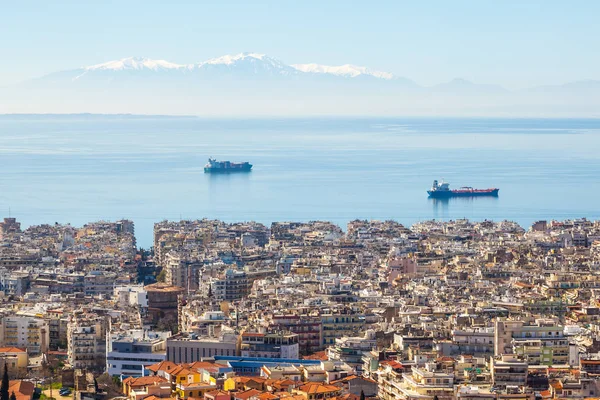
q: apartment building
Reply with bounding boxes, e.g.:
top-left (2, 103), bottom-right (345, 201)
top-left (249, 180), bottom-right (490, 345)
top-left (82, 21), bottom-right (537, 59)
top-left (0, 271), bottom-right (30, 297)
top-left (490, 355), bottom-right (528, 388)
top-left (445, 328), bottom-right (494, 357)
top-left (211, 270), bottom-right (249, 302)
top-left (67, 317), bottom-right (107, 371)
top-left (270, 314), bottom-right (323, 354)
top-left (240, 331), bottom-right (299, 359)
top-left (47, 312), bottom-right (69, 350)
top-left (399, 364), bottom-right (454, 400)
top-left (495, 318), bottom-right (568, 365)
top-left (84, 271), bottom-right (118, 297)
top-left (163, 252), bottom-right (203, 293)
top-left (327, 331), bottom-right (377, 373)
top-left (321, 311), bottom-right (365, 347)
top-left (1, 316), bottom-right (49, 355)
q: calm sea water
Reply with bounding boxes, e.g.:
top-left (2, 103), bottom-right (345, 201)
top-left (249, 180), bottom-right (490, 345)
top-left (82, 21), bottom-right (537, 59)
top-left (0, 116), bottom-right (599, 247)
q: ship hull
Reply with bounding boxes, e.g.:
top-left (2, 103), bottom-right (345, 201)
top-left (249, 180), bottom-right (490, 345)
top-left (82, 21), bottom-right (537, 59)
top-left (204, 164), bottom-right (252, 173)
top-left (428, 189), bottom-right (499, 198)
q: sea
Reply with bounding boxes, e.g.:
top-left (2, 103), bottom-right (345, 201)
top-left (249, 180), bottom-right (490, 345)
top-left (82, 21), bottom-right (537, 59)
top-left (1, 116), bottom-right (599, 248)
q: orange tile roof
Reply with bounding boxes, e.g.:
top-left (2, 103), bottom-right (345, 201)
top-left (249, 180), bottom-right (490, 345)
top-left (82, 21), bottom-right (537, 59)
top-left (0, 347), bottom-right (26, 353)
top-left (9, 380), bottom-right (34, 400)
top-left (204, 390), bottom-right (230, 397)
top-left (146, 360), bottom-right (179, 373)
top-left (256, 393), bottom-right (280, 400)
top-left (266, 379), bottom-right (297, 390)
top-left (172, 366), bottom-right (195, 376)
top-left (141, 396), bottom-right (162, 400)
top-left (123, 376), bottom-right (167, 388)
top-left (299, 383), bottom-right (341, 395)
top-left (235, 389), bottom-right (264, 400)
top-left (186, 361), bottom-right (217, 370)
top-left (277, 394), bottom-right (305, 400)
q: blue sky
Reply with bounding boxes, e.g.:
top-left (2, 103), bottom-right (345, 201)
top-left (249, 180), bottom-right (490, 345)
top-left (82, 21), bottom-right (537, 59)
top-left (1, 0), bottom-right (599, 88)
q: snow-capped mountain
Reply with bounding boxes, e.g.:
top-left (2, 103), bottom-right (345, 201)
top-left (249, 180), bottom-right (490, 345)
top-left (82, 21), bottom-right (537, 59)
top-left (84, 56), bottom-right (189, 71)
top-left (292, 63), bottom-right (395, 80)
top-left (194, 52), bottom-right (298, 77)
top-left (32, 52), bottom-right (398, 83)
top-left (7, 52), bottom-right (600, 116)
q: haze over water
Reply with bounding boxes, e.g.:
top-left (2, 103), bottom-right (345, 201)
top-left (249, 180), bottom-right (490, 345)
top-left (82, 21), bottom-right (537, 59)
top-left (0, 116), bottom-right (599, 247)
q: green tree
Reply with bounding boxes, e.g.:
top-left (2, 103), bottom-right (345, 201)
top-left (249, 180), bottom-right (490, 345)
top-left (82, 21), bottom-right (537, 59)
top-left (9, 392), bottom-right (16, 400)
top-left (360, 390), bottom-right (365, 400)
top-left (1, 364), bottom-right (9, 400)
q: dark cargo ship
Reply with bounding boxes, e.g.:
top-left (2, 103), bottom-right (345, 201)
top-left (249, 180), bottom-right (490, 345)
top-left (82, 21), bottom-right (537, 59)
top-left (204, 158), bottom-right (252, 173)
top-left (427, 180), bottom-right (499, 198)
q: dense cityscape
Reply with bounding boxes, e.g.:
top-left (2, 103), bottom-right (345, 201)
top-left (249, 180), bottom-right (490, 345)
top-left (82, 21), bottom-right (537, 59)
top-left (0, 216), bottom-right (599, 400)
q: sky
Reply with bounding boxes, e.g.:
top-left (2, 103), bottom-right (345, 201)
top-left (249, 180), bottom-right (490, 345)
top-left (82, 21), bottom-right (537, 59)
top-left (0, 0), bottom-right (599, 88)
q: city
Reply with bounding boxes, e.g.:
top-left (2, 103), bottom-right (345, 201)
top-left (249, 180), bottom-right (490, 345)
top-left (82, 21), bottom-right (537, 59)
top-left (1, 216), bottom-right (600, 399)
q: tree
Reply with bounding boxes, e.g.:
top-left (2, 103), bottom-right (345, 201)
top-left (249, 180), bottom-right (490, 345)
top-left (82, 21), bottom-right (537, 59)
top-left (157, 269), bottom-right (167, 283)
top-left (9, 392), bottom-right (15, 400)
top-left (1, 364), bottom-right (9, 400)
top-left (360, 390), bottom-right (365, 400)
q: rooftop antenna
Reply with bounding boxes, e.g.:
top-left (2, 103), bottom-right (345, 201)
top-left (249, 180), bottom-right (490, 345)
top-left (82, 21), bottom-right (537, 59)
top-left (8, 207), bottom-right (10, 218)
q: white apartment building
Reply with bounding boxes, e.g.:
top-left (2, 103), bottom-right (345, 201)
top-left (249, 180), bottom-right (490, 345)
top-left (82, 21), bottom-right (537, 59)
top-left (67, 317), bottom-right (107, 370)
top-left (1, 316), bottom-right (49, 355)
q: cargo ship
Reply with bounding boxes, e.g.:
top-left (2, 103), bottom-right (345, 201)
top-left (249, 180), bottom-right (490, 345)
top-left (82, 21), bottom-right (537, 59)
top-left (427, 180), bottom-right (499, 198)
top-left (204, 158), bottom-right (252, 173)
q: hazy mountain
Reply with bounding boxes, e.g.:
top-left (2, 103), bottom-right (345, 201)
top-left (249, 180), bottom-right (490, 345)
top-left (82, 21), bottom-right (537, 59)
top-left (431, 78), bottom-right (507, 94)
top-left (2, 52), bottom-right (600, 116)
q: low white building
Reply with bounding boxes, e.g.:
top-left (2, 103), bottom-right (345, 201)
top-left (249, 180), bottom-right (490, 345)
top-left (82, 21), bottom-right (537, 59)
top-left (114, 284), bottom-right (148, 313)
top-left (106, 329), bottom-right (170, 378)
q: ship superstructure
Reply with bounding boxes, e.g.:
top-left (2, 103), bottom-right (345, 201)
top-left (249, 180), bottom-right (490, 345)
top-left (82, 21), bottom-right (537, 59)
top-left (204, 158), bottom-right (252, 173)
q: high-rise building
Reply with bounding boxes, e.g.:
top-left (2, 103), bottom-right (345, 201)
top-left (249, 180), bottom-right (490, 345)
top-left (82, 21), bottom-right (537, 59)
top-left (67, 316), bottom-right (107, 371)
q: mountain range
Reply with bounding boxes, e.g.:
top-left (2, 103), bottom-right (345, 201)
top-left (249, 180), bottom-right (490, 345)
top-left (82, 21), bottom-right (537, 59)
top-left (2, 52), bottom-right (600, 116)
